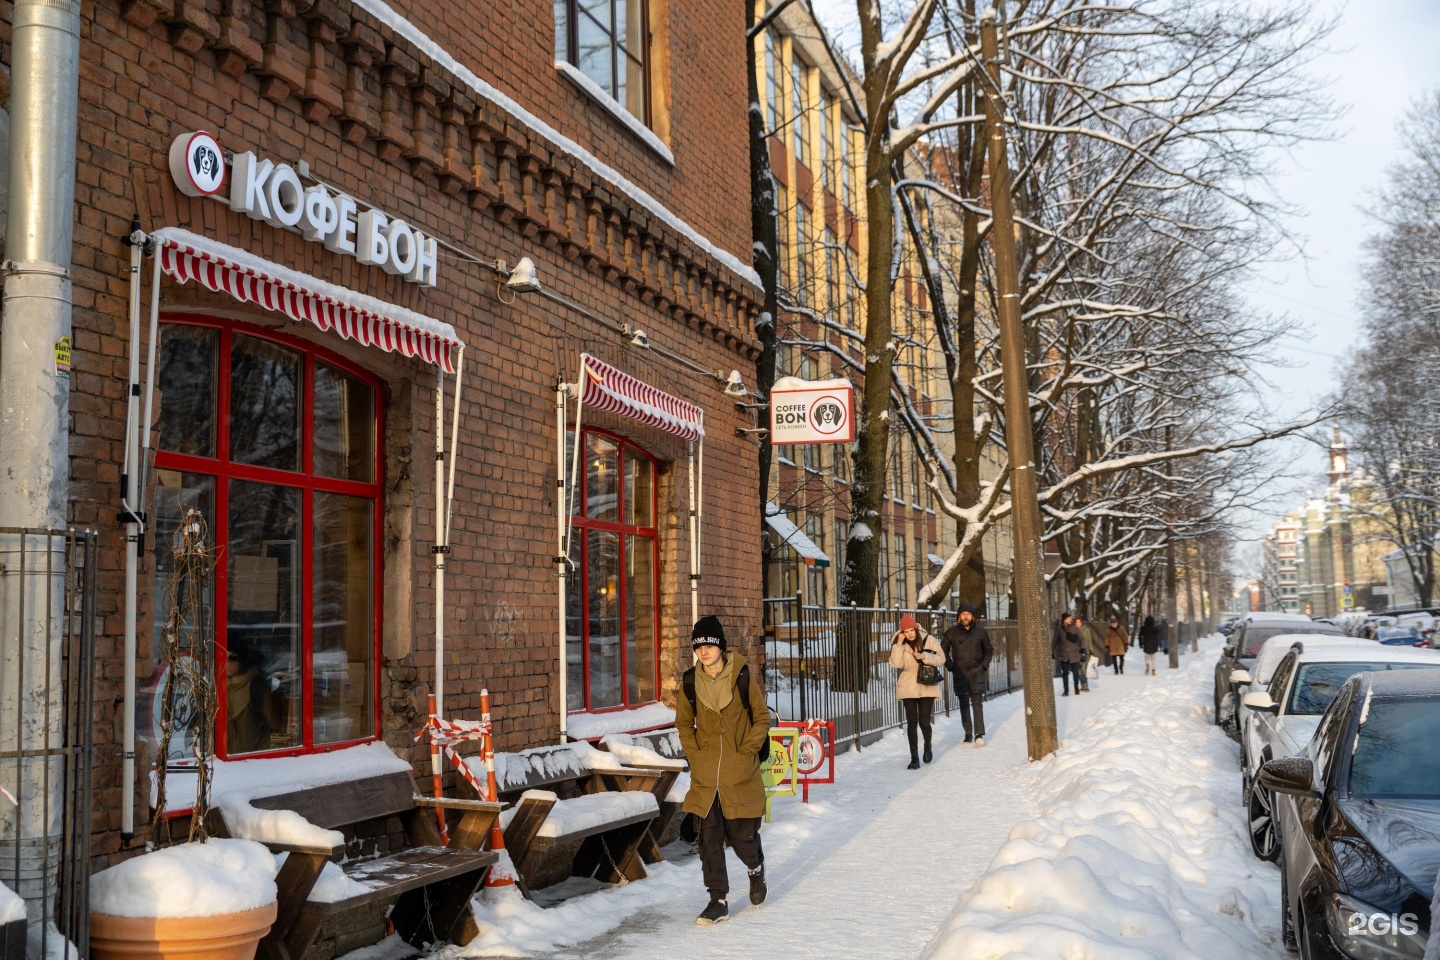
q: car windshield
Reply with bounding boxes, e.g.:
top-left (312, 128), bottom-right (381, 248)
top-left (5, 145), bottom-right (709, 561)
top-left (1349, 697), bottom-right (1440, 799)
top-left (1288, 663), bottom-right (1438, 715)
top-left (1243, 624), bottom-right (1341, 658)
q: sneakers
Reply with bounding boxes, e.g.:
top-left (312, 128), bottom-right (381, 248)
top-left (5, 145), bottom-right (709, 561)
top-left (1062, 690), bottom-right (1070, 697)
top-left (922, 745), bottom-right (933, 764)
top-left (748, 866), bottom-right (767, 906)
top-left (962, 735), bottom-right (974, 744)
top-left (974, 736), bottom-right (985, 747)
top-left (906, 757), bottom-right (921, 770)
top-left (696, 900), bottom-right (729, 925)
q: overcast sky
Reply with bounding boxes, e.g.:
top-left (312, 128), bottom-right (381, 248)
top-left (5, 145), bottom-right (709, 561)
top-left (806, 0), bottom-right (1440, 556)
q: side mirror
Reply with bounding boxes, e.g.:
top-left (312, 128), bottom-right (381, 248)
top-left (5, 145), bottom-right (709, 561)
top-left (1258, 756), bottom-right (1319, 797)
top-left (1223, 645), bottom-right (1235, 658)
top-left (1243, 691), bottom-right (1279, 715)
top-left (1230, 669), bottom-right (1252, 685)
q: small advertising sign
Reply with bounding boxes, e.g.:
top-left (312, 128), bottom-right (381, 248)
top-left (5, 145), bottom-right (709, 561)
top-left (770, 377), bottom-right (855, 445)
top-left (761, 728), bottom-right (799, 821)
top-left (779, 719), bottom-right (836, 802)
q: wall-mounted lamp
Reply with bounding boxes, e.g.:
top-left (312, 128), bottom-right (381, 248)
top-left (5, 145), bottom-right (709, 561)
top-left (628, 328), bottom-right (650, 349)
top-left (723, 369), bottom-right (747, 397)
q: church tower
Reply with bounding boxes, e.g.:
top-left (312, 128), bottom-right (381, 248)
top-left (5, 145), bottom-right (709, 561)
top-left (1328, 426), bottom-right (1349, 486)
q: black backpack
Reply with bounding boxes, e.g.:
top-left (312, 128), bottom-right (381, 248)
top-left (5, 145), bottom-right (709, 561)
top-left (682, 663), bottom-right (771, 763)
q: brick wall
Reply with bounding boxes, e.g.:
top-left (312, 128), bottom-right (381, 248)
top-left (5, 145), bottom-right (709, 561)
top-left (0, 0), bottom-right (764, 865)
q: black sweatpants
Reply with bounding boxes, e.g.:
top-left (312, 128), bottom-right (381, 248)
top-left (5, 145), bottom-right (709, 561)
top-left (901, 697), bottom-right (934, 758)
top-left (1112, 654), bottom-right (1125, 674)
top-left (698, 799), bottom-right (763, 901)
top-left (953, 674), bottom-right (986, 739)
top-left (1061, 661), bottom-right (1083, 694)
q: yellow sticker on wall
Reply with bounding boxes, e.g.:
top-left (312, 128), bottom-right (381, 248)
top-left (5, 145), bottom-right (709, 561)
top-left (54, 336), bottom-right (71, 378)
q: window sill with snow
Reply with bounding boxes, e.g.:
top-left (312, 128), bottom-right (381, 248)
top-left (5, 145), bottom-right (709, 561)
top-left (554, 61), bottom-right (675, 166)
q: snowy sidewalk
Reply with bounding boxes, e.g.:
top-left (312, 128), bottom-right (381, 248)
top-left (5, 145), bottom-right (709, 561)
top-left (447, 654), bottom-right (1187, 959)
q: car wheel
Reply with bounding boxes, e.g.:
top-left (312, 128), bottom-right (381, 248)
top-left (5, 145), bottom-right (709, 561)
top-left (1280, 854), bottom-right (1297, 952)
top-left (1297, 901), bottom-right (1317, 960)
top-left (1219, 693), bottom-right (1239, 741)
top-left (1248, 783), bottom-right (1280, 862)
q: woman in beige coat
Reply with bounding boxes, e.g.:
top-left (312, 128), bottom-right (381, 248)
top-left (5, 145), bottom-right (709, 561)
top-left (889, 613), bottom-right (946, 769)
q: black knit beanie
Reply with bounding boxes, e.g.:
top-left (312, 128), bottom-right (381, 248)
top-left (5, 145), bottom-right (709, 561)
top-left (691, 615), bottom-right (727, 651)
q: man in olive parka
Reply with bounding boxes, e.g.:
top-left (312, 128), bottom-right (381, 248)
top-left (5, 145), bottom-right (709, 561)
top-left (677, 615), bottom-right (769, 925)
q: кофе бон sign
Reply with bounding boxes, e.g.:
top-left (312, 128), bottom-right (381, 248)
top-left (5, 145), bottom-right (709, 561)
top-left (169, 130), bottom-right (439, 286)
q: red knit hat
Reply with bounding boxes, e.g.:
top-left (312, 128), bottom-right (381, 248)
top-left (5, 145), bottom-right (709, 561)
top-left (899, 613), bottom-right (918, 631)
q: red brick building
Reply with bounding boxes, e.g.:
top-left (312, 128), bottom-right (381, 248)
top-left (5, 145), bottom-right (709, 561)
top-left (26, 0), bottom-right (763, 863)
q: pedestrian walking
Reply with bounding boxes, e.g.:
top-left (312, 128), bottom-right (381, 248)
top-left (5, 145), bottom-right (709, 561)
top-left (941, 603), bottom-right (994, 747)
top-left (1159, 616), bottom-right (1171, 655)
top-left (1078, 615), bottom-right (1099, 689)
top-left (676, 615), bottom-right (769, 925)
top-left (1106, 617), bottom-right (1129, 674)
top-left (1138, 615), bottom-right (1161, 674)
top-left (889, 613), bottom-right (946, 769)
top-left (1051, 613), bottom-right (1087, 696)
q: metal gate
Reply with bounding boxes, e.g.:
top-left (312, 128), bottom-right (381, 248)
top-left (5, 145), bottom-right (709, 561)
top-left (0, 528), bottom-right (98, 959)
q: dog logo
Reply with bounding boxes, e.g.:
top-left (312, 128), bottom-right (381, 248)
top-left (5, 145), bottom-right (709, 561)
top-left (169, 131), bottom-right (226, 197)
top-left (809, 397), bottom-right (847, 436)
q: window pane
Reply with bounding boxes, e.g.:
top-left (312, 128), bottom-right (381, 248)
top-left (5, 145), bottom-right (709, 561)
top-left (147, 471), bottom-right (215, 765)
top-left (230, 335), bottom-right (301, 472)
top-left (618, 53), bottom-right (645, 119)
top-left (624, 452), bottom-right (653, 527)
top-left (576, 11), bottom-right (614, 96)
top-left (617, 0), bottom-right (644, 57)
top-left (312, 493), bottom-right (374, 744)
top-left (586, 433), bottom-right (619, 521)
top-left (226, 480), bottom-right (302, 753)
top-left (625, 535), bottom-right (655, 703)
top-left (554, 0), bottom-right (568, 60)
top-left (578, 0), bottom-right (607, 21)
top-left (566, 538), bottom-right (584, 711)
top-left (313, 363), bottom-right (375, 482)
top-left (587, 528), bottom-right (622, 708)
top-left (158, 325), bottom-right (217, 457)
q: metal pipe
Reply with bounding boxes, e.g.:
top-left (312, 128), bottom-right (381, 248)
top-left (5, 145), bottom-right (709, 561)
top-left (432, 367), bottom-right (445, 783)
top-left (688, 441), bottom-right (698, 625)
top-left (556, 382), bottom-right (570, 742)
top-left (117, 240), bottom-right (145, 843)
top-left (0, 0), bottom-right (82, 920)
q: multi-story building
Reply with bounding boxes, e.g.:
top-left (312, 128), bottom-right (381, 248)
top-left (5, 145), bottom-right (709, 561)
top-left (11, 0), bottom-right (766, 866)
top-left (753, 0), bottom-right (1012, 616)
top-left (1261, 512), bottom-right (1303, 613)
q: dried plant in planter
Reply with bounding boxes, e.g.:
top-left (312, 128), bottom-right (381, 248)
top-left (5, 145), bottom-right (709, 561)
top-left (151, 509), bottom-right (218, 846)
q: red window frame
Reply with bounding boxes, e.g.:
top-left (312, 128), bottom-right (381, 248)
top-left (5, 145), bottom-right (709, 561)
top-left (570, 427), bottom-right (661, 714)
top-left (153, 314), bottom-right (385, 759)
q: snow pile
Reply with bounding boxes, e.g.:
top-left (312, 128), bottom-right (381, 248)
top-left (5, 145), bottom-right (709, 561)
top-left (536, 792), bottom-right (658, 839)
top-left (498, 791), bottom-right (559, 832)
top-left (219, 794), bottom-right (344, 850)
top-left (91, 839), bottom-right (278, 918)
top-left (567, 704), bottom-right (676, 740)
top-left (566, 739), bottom-right (626, 772)
top-left (159, 740), bottom-right (413, 812)
top-left (923, 636), bottom-right (1283, 960)
top-left (489, 747), bottom-right (586, 792)
top-left (27, 923), bottom-right (78, 960)
top-left (666, 772), bottom-right (691, 804)
top-left (272, 854), bottom-right (372, 904)
top-left (599, 736), bottom-right (685, 770)
top-left (0, 879), bottom-right (24, 924)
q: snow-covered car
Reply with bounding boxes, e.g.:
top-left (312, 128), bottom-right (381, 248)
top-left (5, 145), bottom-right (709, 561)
top-left (1375, 625), bottom-right (1429, 648)
top-left (1214, 616), bottom-right (1344, 727)
top-left (1240, 643), bottom-right (1440, 861)
top-left (1228, 634), bottom-right (1368, 763)
top-left (1260, 668), bottom-right (1439, 959)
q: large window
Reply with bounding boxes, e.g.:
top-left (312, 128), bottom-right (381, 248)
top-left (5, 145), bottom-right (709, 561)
top-left (565, 429), bottom-right (660, 712)
top-left (154, 318), bottom-right (381, 758)
top-left (764, 31), bottom-right (781, 133)
top-left (795, 203), bottom-right (811, 305)
top-left (791, 59), bottom-right (809, 166)
top-left (819, 98), bottom-right (833, 190)
top-left (555, 0), bottom-right (649, 123)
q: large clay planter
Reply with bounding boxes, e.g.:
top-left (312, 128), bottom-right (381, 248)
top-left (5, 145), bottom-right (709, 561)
top-left (90, 902), bottom-right (277, 960)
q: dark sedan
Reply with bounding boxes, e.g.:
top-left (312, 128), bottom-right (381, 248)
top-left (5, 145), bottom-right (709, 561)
top-left (1262, 669), bottom-right (1439, 959)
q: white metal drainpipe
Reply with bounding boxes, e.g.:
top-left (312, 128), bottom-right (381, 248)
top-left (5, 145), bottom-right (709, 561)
top-left (0, 0), bottom-right (83, 925)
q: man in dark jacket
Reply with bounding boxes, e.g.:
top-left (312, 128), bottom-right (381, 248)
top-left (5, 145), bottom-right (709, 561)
top-left (942, 603), bottom-right (994, 746)
top-left (1051, 614), bottom-right (1087, 696)
top-left (676, 615), bottom-right (770, 925)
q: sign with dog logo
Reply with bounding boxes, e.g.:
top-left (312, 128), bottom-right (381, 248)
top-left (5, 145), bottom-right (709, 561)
top-left (770, 376), bottom-right (855, 445)
top-left (169, 131), bottom-right (226, 197)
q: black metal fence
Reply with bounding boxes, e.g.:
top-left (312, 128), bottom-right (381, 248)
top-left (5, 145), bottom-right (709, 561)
top-left (761, 597), bottom-right (1021, 751)
top-left (0, 528), bottom-right (97, 959)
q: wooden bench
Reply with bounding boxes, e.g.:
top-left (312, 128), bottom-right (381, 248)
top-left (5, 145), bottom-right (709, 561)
top-left (596, 732), bottom-right (689, 863)
top-left (210, 771), bottom-right (501, 960)
top-left (478, 743), bottom-right (673, 897)
top-left (2, 917), bottom-right (23, 960)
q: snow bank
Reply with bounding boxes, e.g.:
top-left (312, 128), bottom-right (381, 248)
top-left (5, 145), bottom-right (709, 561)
top-left (567, 704), bottom-right (676, 740)
top-left (90, 839), bottom-right (278, 919)
top-left (599, 736), bottom-right (685, 770)
top-left (272, 854), bottom-right (372, 904)
top-left (0, 879), bottom-right (24, 924)
top-left (219, 793), bottom-right (344, 850)
top-left (923, 636), bottom-right (1284, 960)
top-left (665, 772), bottom-right (691, 804)
top-left (159, 740), bottom-right (412, 812)
top-left (498, 791), bottom-right (559, 832)
top-left (536, 792), bottom-right (657, 839)
top-left (566, 739), bottom-right (627, 772)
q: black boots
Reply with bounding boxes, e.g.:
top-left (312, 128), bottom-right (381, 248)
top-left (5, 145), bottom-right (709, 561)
top-left (748, 866), bottom-right (767, 906)
top-left (906, 756), bottom-right (920, 770)
top-left (923, 744), bottom-right (933, 763)
top-left (696, 900), bottom-right (729, 925)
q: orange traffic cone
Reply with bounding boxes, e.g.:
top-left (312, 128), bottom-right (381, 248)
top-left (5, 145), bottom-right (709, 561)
top-left (480, 689), bottom-right (514, 887)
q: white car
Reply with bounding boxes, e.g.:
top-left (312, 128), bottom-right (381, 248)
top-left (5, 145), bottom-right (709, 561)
top-left (1240, 642), bottom-right (1440, 862)
top-left (1228, 633), bottom-right (1371, 775)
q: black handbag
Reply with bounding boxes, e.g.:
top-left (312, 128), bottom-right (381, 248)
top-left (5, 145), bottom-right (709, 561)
top-left (916, 662), bottom-right (944, 685)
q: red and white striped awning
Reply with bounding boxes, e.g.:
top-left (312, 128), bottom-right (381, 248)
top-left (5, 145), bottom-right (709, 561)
top-left (150, 227), bottom-right (462, 372)
top-left (578, 353), bottom-right (704, 441)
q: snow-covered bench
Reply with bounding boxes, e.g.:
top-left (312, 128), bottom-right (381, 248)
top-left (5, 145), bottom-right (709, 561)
top-left (501, 789), bottom-right (660, 894)
top-left (210, 770), bottom-right (501, 960)
top-left (597, 732), bottom-right (689, 862)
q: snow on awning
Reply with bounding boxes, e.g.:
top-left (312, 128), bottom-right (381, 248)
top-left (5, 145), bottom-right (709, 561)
top-left (765, 503), bottom-right (830, 567)
top-left (151, 227), bottom-right (463, 372)
top-left (578, 353), bottom-right (704, 442)
top-left (928, 553), bottom-right (946, 567)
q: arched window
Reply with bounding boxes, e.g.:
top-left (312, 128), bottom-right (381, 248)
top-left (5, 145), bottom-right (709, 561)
top-left (152, 316), bottom-right (382, 758)
top-left (565, 429), bottom-right (660, 712)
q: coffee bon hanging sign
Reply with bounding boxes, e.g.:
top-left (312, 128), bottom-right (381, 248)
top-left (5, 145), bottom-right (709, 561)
top-left (769, 376), bottom-right (855, 445)
top-left (168, 130), bottom-right (439, 286)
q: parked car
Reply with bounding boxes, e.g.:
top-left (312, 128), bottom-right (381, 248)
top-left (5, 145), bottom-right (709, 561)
top-left (1228, 634), bottom-right (1369, 767)
top-left (1375, 625), bottom-right (1429, 648)
top-left (1261, 668), bottom-right (1440, 959)
top-left (1214, 616), bottom-right (1345, 726)
top-left (1241, 643), bottom-right (1440, 861)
